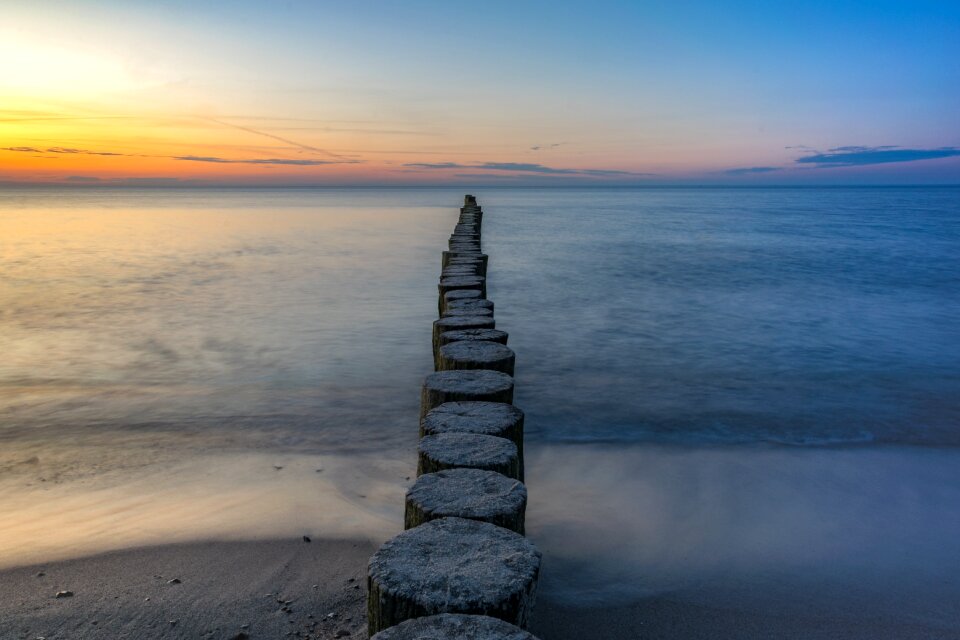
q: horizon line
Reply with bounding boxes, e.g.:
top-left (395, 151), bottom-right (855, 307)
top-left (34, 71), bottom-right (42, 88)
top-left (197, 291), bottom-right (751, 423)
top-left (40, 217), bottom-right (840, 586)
top-left (2, 182), bottom-right (959, 190)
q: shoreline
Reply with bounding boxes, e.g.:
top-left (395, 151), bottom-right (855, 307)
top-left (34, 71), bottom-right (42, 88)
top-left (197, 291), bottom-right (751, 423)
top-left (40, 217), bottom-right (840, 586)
top-left (6, 537), bottom-right (960, 640)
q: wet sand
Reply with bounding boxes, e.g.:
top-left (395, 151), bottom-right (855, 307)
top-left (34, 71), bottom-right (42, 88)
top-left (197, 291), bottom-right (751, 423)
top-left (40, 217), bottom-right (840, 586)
top-left (531, 597), bottom-right (960, 640)
top-left (0, 539), bottom-right (373, 640)
top-left (6, 538), bottom-right (960, 640)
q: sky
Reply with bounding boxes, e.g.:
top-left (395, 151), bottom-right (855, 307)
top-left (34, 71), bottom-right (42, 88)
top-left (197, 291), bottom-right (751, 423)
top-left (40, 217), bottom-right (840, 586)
top-left (1, 0), bottom-right (958, 186)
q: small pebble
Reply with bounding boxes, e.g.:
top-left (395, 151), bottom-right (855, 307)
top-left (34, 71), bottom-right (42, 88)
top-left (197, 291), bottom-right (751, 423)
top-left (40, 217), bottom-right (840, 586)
top-left (302, 535), bottom-right (311, 543)
top-left (274, 465), bottom-right (283, 470)
top-left (55, 590), bottom-right (73, 598)
top-left (36, 572), bottom-right (45, 577)
top-left (167, 578), bottom-right (181, 584)
top-left (335, 630), bottom-right (351, 637)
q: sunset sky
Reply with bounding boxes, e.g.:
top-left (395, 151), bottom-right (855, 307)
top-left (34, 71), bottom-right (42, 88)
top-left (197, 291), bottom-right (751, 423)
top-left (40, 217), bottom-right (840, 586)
top-left (2, 0), bottom-right (958, 186)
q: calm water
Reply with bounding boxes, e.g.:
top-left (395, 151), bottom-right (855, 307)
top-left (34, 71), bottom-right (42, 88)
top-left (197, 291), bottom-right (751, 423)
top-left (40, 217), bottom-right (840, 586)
top-left (3, 186), bottom-right (957, 449)
top-left (2, 187), bottom-right (960, 630)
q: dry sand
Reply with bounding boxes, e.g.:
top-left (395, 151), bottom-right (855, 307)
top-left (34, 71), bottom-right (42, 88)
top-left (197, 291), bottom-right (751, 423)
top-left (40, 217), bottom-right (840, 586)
top-left (0, 539), bottom-right (373, 640)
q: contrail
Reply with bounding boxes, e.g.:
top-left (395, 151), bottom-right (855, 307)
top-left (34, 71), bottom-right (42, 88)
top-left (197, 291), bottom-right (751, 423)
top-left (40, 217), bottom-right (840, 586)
top-left (207, 118), bottom-right (355, 162)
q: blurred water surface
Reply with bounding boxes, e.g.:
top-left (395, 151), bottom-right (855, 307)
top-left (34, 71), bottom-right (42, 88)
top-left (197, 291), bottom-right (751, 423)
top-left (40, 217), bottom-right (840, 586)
top-left (2, 187), bottom-right (960, 630)
top-left (3, 186), bottom-right (957, 450)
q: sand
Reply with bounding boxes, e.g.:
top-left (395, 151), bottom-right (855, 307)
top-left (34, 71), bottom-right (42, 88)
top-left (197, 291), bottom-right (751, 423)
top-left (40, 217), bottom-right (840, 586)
top-left (0, 539), bottom-right (373, 640)
top-left (529, 597), bottom-right (960, 640)
top-left (5, 536), bottom-right (960, 640)
top-left (6, 444), bottom-right (960, 639)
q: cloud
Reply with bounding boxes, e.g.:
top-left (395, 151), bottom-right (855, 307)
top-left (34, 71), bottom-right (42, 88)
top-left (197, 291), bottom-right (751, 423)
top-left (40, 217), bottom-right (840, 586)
top-left (404, 161), bottom-right (649, 177)
top-left (3, 145), bottom-right (127, 157)
top-left (112, 177), bottom-right (206, 187)
top-left (795, 146), bottom-right (960, 167)
top-left (48, 147), bottom-right (124, 156)
top-left (453, 173), bottom-right (531, 180)
top-left (173, 155), bottom-right (337, 166)
top-left (3, 145), bottom-right (343, 167)
top-left (724, 166), bottom-right (780, 175)
top-left (478, 162), bottom-right (580, 174)
top-left (530, 143), bottom-right (563, 151)
top-left (404, 162), bottom-right (467, 170)
top-left (65, 176), bottom-right (102, 182)
top-left (207, 118), bottom-right (356, 161)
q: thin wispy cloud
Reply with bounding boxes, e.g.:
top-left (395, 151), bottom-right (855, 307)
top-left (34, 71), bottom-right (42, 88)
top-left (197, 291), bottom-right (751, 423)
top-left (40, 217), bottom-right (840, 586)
top-left (2, 146), bottom-right (127, 157)
top-left (530, 143), bottom-right (563, 151)
top-left (795, 146), bottom-right (960, 167)
top-left (2, 145), bottom-right (346, 167)
top-left (724, 166), bottom-right (780, 175)
top-left (48, 147), bottom-right (124, 156)
top-left (405, 162), bottom-right (466, 170)
top-left (207, 118), bottom-right (358, 162)
top-left (404, 161), bottom-right (649, 177)
top-left (173, 155), bottom-right (337, 166)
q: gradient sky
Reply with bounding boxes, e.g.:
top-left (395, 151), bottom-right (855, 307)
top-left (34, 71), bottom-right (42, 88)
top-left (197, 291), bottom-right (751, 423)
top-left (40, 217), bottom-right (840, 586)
top-left (2, 0), bottom-right (959, 185)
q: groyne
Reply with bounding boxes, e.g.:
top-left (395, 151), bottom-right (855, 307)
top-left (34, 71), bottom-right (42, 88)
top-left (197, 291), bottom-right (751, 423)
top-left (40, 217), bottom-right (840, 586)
top-left (367, 196), bottom-right (543, 639)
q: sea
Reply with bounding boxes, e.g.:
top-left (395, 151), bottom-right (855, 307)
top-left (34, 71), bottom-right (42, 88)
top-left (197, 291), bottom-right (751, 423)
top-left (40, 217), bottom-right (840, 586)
top-left (2, 186), bottom-right (959, 630)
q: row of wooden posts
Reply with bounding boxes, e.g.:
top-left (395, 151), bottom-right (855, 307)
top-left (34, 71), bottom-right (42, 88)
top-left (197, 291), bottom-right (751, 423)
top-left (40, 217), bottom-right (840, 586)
top-left (366, 196), bottom-right (543, 639)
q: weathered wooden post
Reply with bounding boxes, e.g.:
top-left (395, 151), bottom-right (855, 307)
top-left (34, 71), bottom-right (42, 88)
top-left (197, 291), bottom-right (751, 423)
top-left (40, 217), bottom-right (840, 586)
top-left (370, 613), bottom-right (541, 640)
top-left (405, 468), bottom-right (527, 533)
top-left (420, 370), bottom-right (514, 418)
top-left (438, 327), bottom-right (509, 347)
top-left (366, 196), bottom-right (540, 638)
top-left (438, 340), bottom-right (515, 375)
top-left (432, 316), bottom-right (496, 364)
top-left (367, 518), bottom-right (540, 635)
top-left (417, 432), bottom-right (521, 479)
top-left (420, 401), bottom-right (524, 461)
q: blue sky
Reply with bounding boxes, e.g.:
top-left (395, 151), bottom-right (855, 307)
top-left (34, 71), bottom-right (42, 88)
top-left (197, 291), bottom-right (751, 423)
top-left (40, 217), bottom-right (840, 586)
top-left (1, 0), bottom-right (958, 184)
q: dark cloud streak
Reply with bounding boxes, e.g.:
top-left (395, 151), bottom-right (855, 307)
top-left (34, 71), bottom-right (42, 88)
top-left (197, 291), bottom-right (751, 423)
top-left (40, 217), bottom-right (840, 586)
top-left (2, 145), bottom-right (346, 167)
top-left (404, 161), bottom-right (649, 177)
top-left (173, 155), bottom-right (337, 166)
top-left (796, 146), bottom-right (960, 167)
top-left (724, 166), bottom-right (780, 175)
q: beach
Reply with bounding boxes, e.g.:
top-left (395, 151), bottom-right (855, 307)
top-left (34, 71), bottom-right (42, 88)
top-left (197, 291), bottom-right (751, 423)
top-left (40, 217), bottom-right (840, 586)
top-left (3, 187), bottom-right (959, 638)
top-left (6, 538), bottom-right (955, 640)
top-left (5, 443), bottom-right (960, 638)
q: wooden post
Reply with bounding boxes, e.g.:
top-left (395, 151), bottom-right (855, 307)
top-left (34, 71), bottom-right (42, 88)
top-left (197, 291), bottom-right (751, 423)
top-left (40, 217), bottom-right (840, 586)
top-left (438, 340), bottom-right (515, 375)
top-left (367, 518), bottom-right (540, 635)
top-left (370, 614), bottom-right (540, 640)
top-left (405, 468), bottom-right (527, 534)
top-left (417, 433), bottom-right (520, 480)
